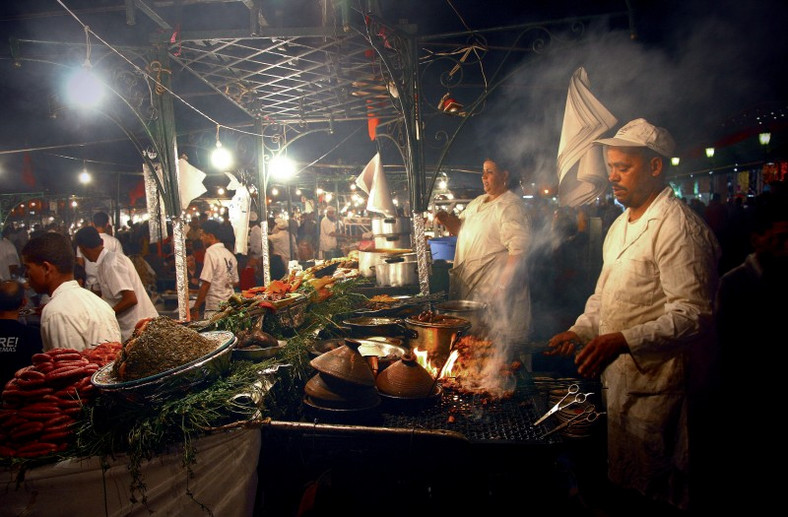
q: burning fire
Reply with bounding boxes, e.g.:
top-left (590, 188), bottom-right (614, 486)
top-left (413, 336), bottom-right (521, 398)
top-left (413, 348), bottom-right (459, 379)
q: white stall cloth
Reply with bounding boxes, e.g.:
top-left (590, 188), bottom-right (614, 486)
top-left (355, 152), bottom-right (397, 217)
top-left (0, 428), bottom-right (261, 517)
top-left (557, 67), bottom-right (617, 207)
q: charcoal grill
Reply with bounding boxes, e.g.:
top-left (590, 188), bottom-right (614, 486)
top-left (264, 369), bottom-right (583, 446)
top-left (256, 374), bottom-right (605, 516)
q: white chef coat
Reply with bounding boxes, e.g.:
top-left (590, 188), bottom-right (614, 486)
top-left (77, 232), bottom-right (125, 289)
top-left (0, 237), bottom-right (20, 280)
top-left (450, 189), bottom-right (532, 342)
top-left (248, 224), bottom-right (263, 258)
top-left (319, 216), bottom-right (339, 258)
top-left (200, 242), bottom-right (239, 312)
top-left (569, 186), bottom-right (720, 510)
top-left (40, 280), bottom-right (121, 351)
top-left (270, 228), bottom-right (293, 262)
top-left (94, 248), bottom-right (159, 341)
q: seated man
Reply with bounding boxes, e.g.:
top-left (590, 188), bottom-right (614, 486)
top-left (21, 232), bottom-right (121, 351)
top-left (0, 280), bottom-right (43, 387)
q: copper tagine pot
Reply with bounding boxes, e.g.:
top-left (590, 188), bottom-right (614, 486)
top-left (375, 351), bottom-right (439, 398)
top-left (304, 373), bottom-right (380, 409)
top-left (309, 338), bottom-right (376, 387)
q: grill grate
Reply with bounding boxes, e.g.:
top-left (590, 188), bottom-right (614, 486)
top-left (380, 387), bottom-right (557, 443)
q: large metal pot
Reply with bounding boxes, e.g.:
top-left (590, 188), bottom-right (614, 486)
top-left (374, 234), bottom-right (411, 250)
top-left (371, 258), bottom-right (418, 287)
top-left (435, 300), bottom-right (488, 336)
top-left (371, 216), bottom-right (411, 236)
top-left (403, 316), bottom-right (471, 369)
top-left (357, 249), bottom-right (411, 278)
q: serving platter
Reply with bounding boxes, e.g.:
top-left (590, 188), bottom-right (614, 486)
top-left (91, 330), bottom-right (236, 402)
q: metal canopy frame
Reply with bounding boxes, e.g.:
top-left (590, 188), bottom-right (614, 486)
top-left (5, 1), bottom-right (629, 300)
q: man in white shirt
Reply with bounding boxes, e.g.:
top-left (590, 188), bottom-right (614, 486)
top-left (76, 212), bottom-right (125, 292)
top-left (74, 226), bottom-right (158, 342)
top-left (318, 206), bottom-right (341, 259)
top-left (247, 212), bottom-right (263, 259)
top-left (21, 232), bottom-right (121, 351)
top-left (0, 226), bottom-right (21, 281)
top-left (191, 220), bottom-right (239, 320)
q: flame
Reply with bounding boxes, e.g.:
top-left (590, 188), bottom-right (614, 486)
top-left (438, 350), bottom-right (459, 378)
top-left (412, 347), bottom-right (459, 380)
top-left (412, 348), bottom-right (438, 377)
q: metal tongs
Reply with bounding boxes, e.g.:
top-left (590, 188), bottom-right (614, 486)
top-left (533, 383), bottom-right (594, 426)
top-left (540, 404), bottom-right (606, 439)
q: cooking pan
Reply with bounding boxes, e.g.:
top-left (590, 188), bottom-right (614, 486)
top-left (340, 316), bottom-right (418, 339)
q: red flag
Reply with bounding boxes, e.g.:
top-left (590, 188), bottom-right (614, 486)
top-left (22, 152), bottom-right (36, 188)
top-left (129, 178), bottom-right (146, 206)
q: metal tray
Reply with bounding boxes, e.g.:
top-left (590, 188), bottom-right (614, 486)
top-left (91, 330), bottom-right (236, 402)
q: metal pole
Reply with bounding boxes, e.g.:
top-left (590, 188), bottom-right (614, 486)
top-left (257, 119), bottom-right (271, 285)
top-left (286, 184), bottom-right (294, 262)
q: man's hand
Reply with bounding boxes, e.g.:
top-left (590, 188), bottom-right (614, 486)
top-left (545, 331), bottom-right (582, 357)
top-left (574, 332), bottom-right (628, 378)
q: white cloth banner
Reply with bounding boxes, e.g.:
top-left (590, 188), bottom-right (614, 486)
top-left (177, 158), bottom-right (207, 211)
top-left (226, 172), bottom-right (251, 254)
top-left (355, 152), bottom-right (397, 217)
top-left (557, 67), bottom-right (617, 207)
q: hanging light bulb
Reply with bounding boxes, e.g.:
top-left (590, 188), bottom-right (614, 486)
top-left (65, 26), bottom-right (104, 108)
top-left (211, 125), bottom-right (233, 170)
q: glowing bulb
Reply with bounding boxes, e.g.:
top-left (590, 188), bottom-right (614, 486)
top-left (65, 66), bottom-right (104, 108)
top-left (211, 141), bottom-right (233, 170)
top-left (79, 171), bottom-right (91, 184)
top-left (270, 155), bottom-right (296, 181)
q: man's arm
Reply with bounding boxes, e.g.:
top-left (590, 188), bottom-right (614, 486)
top-left (191, 280), bottom-right (211, 318)
top-left (113, 290), bottom-right (138, 315)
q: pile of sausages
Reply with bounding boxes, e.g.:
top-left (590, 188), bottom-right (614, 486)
top-left (0, 342), bottom-right (122, 459)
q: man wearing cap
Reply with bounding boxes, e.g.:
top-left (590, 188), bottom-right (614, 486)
top-left (74, 226), bottom-right (159, 342)
top-left (546, 119), bottom-right (720, 513)
top-left (270, 217), bottom-right (294, 264)
top-left (318, 206), bottom-right (341, 259)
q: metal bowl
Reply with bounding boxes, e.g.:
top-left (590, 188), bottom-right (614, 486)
top-left (91, 330), bottom-right (236, 403)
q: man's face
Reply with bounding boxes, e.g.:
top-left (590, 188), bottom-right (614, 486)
top-left (326, 210), bottom-right (337, 221)
top-left (21, 258), bottom-right (48, 294)
top-left (605, 147), bottom-right (661, 209)
top-left (481, 160), bottom-right (508, 196)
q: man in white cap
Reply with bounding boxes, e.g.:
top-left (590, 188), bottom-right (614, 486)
top-left (546, 119), bottom-right (720, 514)
top-left (270, 217), bottom-right (293, 264)
top-left (318, 206), bottom-right (340, 259)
